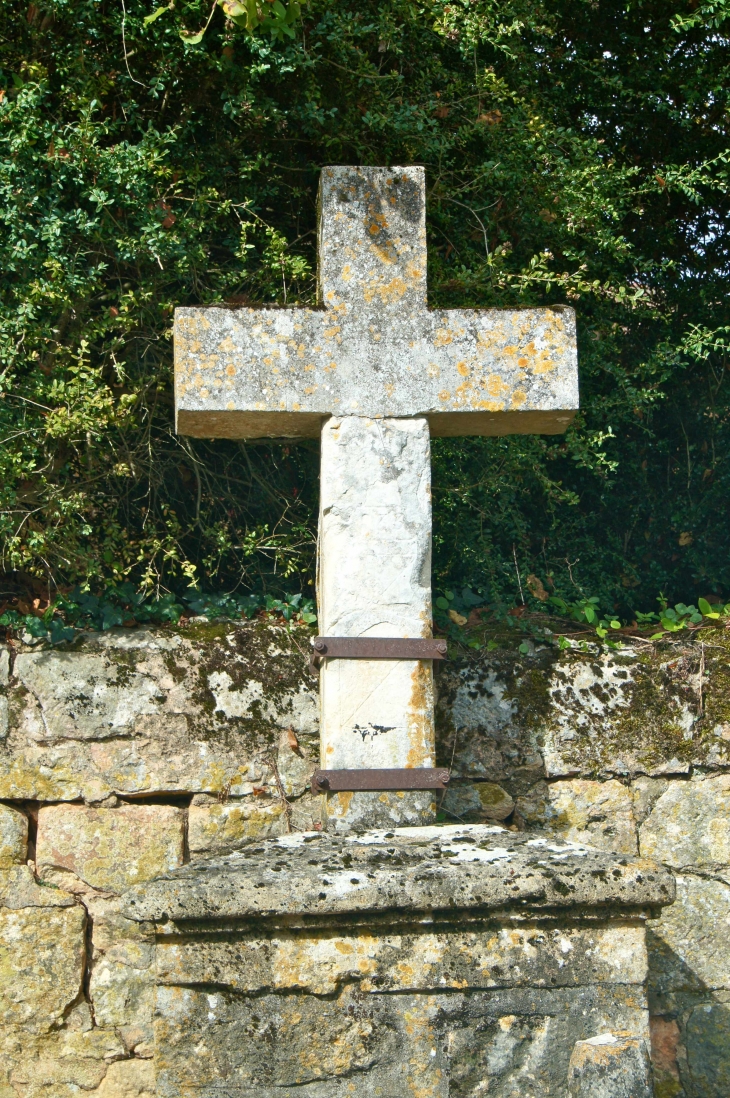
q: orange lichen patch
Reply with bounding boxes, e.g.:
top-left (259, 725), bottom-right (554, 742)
top-left (225, 365), bottom-right (236, 377)
top-left (384, 383), bottom-right (396, 397)
top-left (324, 326), bottom-right (341, 339)
top-left (518, 357), bottom-right (529, 367)
top-left (367, 211), bottom-right (387, 235)
top-left (472, 399), bottom-right (506, 411)
top-left (434, 328), bottom-right (453, 347)
top-left (487, 374), bottom-right (511, 400)
top-left (337, 791), bottom-right (353, 813)
top-left (341, 264), bottom-right (352, 281)
top-left (406, 261), bottom-right (424, 280)
top-left (510, 389), bottom-right (527, 409)
top-left (532, 352), bottom-right (556, 373)
top-left (217, 336), bottom-right (236, 353)
top-left (362, 276), bottom-right (408, 303)
top-left (456, 361), bottom-right (469, 377)
top-left (438, 390), bottom-right (451, 402)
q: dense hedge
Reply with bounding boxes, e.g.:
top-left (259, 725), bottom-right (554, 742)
top-left (2, 0), bottom-right (729, 616)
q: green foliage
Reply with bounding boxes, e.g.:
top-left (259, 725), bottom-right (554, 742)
top-left (1, 0), bottom-right (730, 612)
top-left (0, 583), bottom-right (316, 645)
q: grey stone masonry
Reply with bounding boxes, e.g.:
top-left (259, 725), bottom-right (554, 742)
top-left (124, 824), bottom-right (672, 1098)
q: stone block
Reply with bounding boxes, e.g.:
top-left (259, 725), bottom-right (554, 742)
top-left (648, 874), bottom-right (730, 993)
top-left (89, 1057), bottom-right (156, 1096)
top-left (640, 775), bottom-right (730, 869)
top-left (156, 923), bottom-right (648, 995)
top-left (88, 909), bottom-right (155, 1036)
top-left (0, 866), bottom-right (84, 1033)
top-left (0, 1027), bottom-right (126, 1095)
top-left (517, 779), bottom-right (637, 855)
top-left (0, 904), bottom-right (85, 1031)
top-left (567, 1033), bottom-right (652, 1097)
top-left (36, 804), bottom-right (184, 894)
top-left (0, 803), bottom-right (27, 867)
top-left (442, 780), bottom-right (514, 822)
top-left (124, 825), bottom-right (674, 924)
top-left (188, 799), bottom-right (286, 856)
top-left (649, 1016), bottom-right (682, 1098)
top-left (154, 984), bottom-right (648, 1098)
top-left (436, 641), bottom-right (730, 782)
top-left (684, 995), bottom-right (730, 1096)
top-left (1, 623), bottom-right (317, 801)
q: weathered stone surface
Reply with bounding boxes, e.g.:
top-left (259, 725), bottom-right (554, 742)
top-left (124, 824), bottom-right (673, 924)
top-left (649, 1015), bottom-right (682, 1098)
top-left (36, 804), bottom-right (184, 894)
top-left (174, 166), bottom-right (578, 440)
top-left (156, 922), bottom-right (648, 994)
top-left (442, 780), bottom-right (514, 822)
top-left (188, 799), bottom-right (287, 855)
top-left (640, 774), bottom-right (730, 869)
top-left (648, 874), bottom-right (730, 993)
top-left (88, 908), bottom-right (155, 1044)
top-left (567, 1033), bottom-right (652, 1097)
top-left (0, 803), bottom-right (27, 866)
top-left (154, 983), bottom-right (647, 1098)
top-left (684, 994), bottom-right (730, 1096)
top-left (89, 1059), bottom-right (156, 1097)
top-left (0, 902), bottom-right (85, 1031)
top-left (0, 1026), bottom-right (127, 1096)
top-left (1, 623), bottom-right (317, 801)
top-left (518, 779), bottom-right (637, 855)
top-left (319, 414), bottom-right (436, 831)
top-left (0, 865), bottom-right (84, 1033)
top-left (436, 641), bottom-right (730, 782)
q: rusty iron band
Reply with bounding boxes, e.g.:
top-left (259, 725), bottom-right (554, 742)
top-left (311, 768), bottom-right (450, 794)
top-left (309, 636), bottom-right (447, 674)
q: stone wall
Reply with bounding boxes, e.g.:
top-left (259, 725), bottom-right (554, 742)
top-left (0, 619), bottom-right (727, 1095)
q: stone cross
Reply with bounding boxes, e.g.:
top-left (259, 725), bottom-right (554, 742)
top-left (174, 166), bottom-right (578, 832)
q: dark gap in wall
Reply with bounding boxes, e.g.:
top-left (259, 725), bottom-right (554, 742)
top-left (117, 793), bottom-right (194, 807)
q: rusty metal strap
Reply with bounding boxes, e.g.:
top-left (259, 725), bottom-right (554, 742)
top-left (311, 768), bottom-right (450, 793)
top-left (309, 636), bottom-right (447, 674)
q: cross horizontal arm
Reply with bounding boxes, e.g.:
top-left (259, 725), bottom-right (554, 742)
top-left (175, 303), bottom-right (578, 439)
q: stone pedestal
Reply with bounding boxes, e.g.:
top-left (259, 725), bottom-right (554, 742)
top-left (124, 824), bottom-right (674, 1097)
top-left (318, 415), bottom-right (435, 832)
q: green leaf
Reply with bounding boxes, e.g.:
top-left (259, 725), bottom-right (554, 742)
top-left (143, 6), bottom-right (170, 27)
top-left (518, 641), bottom-right (530, 654)
top-left (435, 597), bottom-right (450, 610)
top-left (610, 620), bottom-right (621, 630)
top-left (219, 0), bottom-right (248, 15)
top-left (180, 28), bottom-right (207, 44)
top-left (698, 597), bottom-right (720, 619)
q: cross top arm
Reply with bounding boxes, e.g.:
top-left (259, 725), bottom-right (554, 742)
top-left (174, 166), bottom-right (579, 440)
